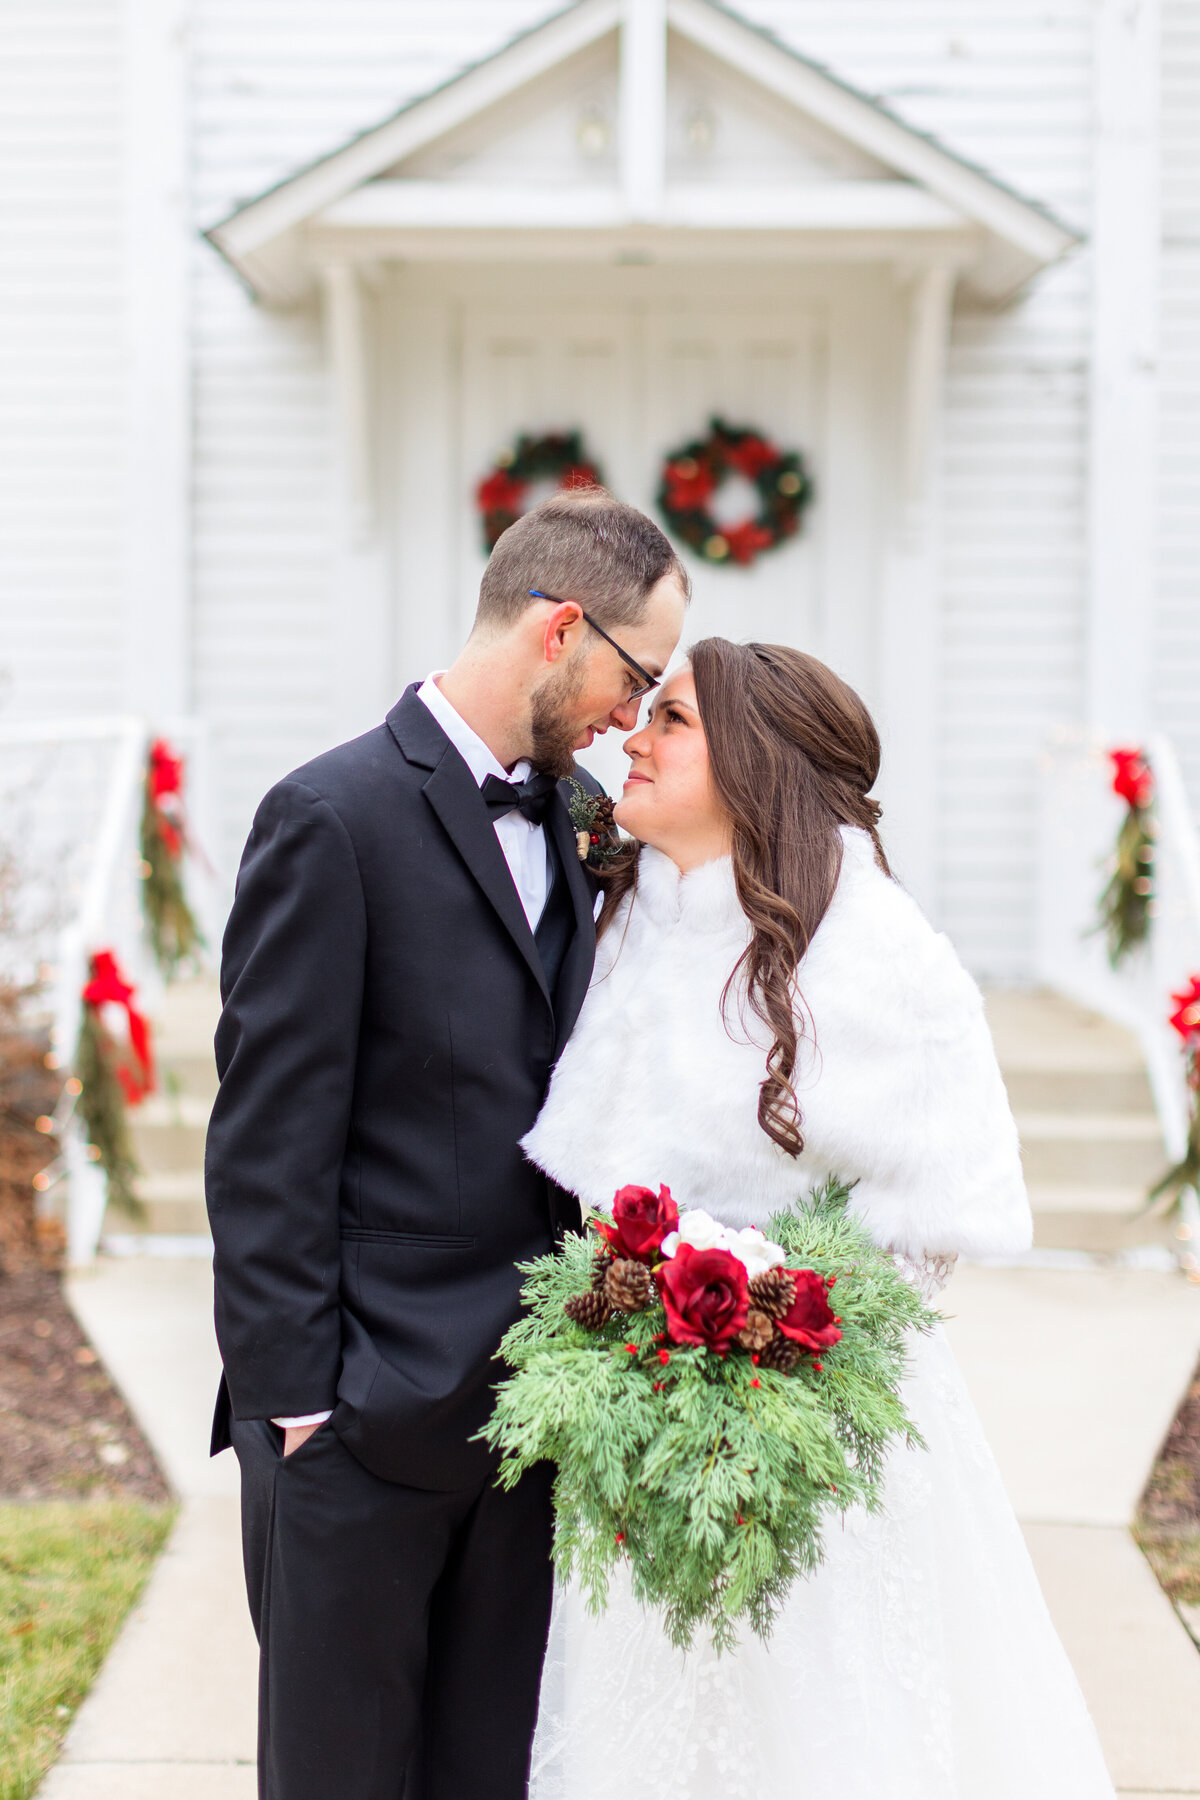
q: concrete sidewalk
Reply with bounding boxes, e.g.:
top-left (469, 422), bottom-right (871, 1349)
top-left (38, 1253), bottom-right (1200, 1798)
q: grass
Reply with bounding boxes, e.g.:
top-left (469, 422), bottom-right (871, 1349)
top-left (0, 1500), bottom-right (174, 1800)
top-left (1135, 1522), bottom-right (1200, 1608)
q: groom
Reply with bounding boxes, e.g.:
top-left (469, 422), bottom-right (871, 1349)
top-left (205, 488), bottom-right (688, 1800)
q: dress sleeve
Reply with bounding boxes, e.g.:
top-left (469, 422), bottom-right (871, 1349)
top-left (204, 779), bottom-right (367, 1422)
top-left (805, 875), bottom-right (1032, 1265)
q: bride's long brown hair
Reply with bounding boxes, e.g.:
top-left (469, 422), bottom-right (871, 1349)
top-left (599, 639), bottom-right (890, 1157)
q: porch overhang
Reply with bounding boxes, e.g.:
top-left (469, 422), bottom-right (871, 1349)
top-left (206, 0), bottom-right (1080, 309)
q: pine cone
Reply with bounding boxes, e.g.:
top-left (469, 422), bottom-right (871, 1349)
top-left (756, 1331), bottom-right (801, 1374)
top-left (604, 1258), bottom-right (652, 1313)
top-left (565, 1290), bottom-right (612, 1330)
top-left (591, 1251), bottom-right (614, 1291)
top-left (747, 1268), bottom-right (796, 1320)
top-left (736, 1308), bottom-right (775, 1353)
top-left (592, 796), bottom-right (616, 834)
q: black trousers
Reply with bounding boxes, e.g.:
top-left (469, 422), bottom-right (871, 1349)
top-left (231, 1418), bottom-right (555, 1800)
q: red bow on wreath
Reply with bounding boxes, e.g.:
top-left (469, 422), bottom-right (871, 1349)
top-left (82, 950), bottom-right (154, 1104)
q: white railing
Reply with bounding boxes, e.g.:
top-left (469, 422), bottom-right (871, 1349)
top-left (1035, 726), bottom-right (1200, 1259)
top-left (0, 715), bottom-right (216, 1263)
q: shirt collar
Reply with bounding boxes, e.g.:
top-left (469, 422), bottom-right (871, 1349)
top-left (416, 673), bottom-right (533, 789)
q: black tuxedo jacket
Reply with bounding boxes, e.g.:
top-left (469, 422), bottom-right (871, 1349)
top-left (204, 685), bottom-right (599, 1490)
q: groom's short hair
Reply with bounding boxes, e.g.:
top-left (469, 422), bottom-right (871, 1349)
top-left (475, 487), bottom-right (689, 634)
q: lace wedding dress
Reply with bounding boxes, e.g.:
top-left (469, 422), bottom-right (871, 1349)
top-left (521, 840), bottom-right (1117, 1799)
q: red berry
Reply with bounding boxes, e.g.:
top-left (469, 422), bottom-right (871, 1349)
top-left (735, 1514), bottom-right (745, 1526)
top-left (615, 1532), bottom-right (625, 1544)
top-left (657, 1349), bottom-right (670, 1365)
top-left (625, 1343), bottom-right (638, 1355)
top-left (590, 833), bottom-right (600, 844)
top-left (834, 1316), bottom-right (842, 1324)
top-left (813, 1361), bottom-right (823, 1373)
top-left (750, 1378), bottom-right (761, 1389)
top-left (751, 1354), bottom-right (760, 1365)
top-left (652, 1381), bottom-right (663, 1392)
top-left (826, 1275), bottom-right (837, 1287)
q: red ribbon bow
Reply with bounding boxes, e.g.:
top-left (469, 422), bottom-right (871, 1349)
top-left (82, 950), bottom-right (154, 1103)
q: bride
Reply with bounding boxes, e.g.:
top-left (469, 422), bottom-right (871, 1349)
top-left (520, 638), bottom-right (1116, 1800)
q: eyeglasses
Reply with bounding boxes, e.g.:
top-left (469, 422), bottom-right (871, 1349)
top-left (529, 590), bottom-right (660, 700)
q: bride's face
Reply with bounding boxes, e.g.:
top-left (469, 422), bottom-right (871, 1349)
top-left (614, 669), bottom-right (732, 872)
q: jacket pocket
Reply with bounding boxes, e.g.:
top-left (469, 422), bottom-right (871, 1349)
top-left (339, 1226), bottom-right (477, 1249)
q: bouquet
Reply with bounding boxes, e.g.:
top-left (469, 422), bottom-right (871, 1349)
top-left (483, 1176), bottom-right (937, 1650)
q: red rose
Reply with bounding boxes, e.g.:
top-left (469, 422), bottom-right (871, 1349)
top-left (597, 1184), bottom-right (679, 1264)
top-left (1110, 747), bottom-right (1153, 810)
top-left (775, 1268), bottom-right (843, 1354)
top-left (657, 1242), bottom-right (749, 1353)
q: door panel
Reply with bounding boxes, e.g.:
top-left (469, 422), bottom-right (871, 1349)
top-left (640, 306), bottom-right (824, 657)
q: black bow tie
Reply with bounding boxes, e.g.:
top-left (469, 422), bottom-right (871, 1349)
top-left (480, 770), bottom-right (557, 826)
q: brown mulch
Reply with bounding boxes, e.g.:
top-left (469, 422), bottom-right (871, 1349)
top-left (0, 1267), bottom-right (169, 1503)
top-left (1137, 1350), bottom-right (1200, 1606)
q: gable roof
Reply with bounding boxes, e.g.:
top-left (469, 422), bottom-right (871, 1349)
top-left (206, 0), bottom-right (1079, 306)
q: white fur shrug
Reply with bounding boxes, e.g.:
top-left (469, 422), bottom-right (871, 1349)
top-left (523, 829), bottom-right (1031, 1261)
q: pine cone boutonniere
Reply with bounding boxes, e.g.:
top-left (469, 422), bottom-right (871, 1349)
top-left (566, 780), bottom-right (622, 870)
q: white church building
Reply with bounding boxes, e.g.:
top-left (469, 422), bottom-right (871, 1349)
top-left (2, 0), bottom-right (1196, 983)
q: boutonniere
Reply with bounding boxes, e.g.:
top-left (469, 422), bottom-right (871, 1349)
top-left (566, 779), bottom-right (623, 870)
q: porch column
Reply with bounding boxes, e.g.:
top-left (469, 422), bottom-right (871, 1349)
top-left (877, 260), bottom-right (958, 917)
top-left (1087, 0), bottom-right (1159, 740)
top-left (619, 0), bottom-right (666, 219)
top-left (320, 260), bottom-right (392, 741)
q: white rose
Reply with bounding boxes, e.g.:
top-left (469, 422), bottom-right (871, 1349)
top-left (659, 1231), bottom-right (680, 1259)
top-left (726, 1227), bottom-right (787, 1280)
top-left (675, 1209), bottom-right (731, 1253)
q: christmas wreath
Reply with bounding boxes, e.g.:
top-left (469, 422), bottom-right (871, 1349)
top-left (475, 431), bottom-right (604, 552)
top-left (483, 1176), bottom-right (934, 1650)
top-left (656, 417), bottom-right (811, 567)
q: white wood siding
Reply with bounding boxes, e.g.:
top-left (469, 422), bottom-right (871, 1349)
top-left (191, 0), bottom-right (1097, 962)
top-left (0, 1), bottom-right (128, 718)
top-left (1156, 1), bottom-right (1200, 806)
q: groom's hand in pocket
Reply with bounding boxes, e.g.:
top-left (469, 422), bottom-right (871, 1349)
top-left (283, 1422), bottom-right (322, 1457)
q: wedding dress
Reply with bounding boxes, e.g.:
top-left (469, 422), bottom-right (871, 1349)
top-left (521, 833), bottom-right (1116, 1800)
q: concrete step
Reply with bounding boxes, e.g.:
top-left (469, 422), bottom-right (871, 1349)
top-left (1002, 1066), bottom-right (1155, 1115)
top-left (122, 1172), bottom-right (209, 1236)
top-left (1015, 1110), bottom-right (1166, 1188)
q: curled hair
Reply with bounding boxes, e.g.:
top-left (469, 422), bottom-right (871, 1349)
top-left (599, 639), bottom-right (889, 1157)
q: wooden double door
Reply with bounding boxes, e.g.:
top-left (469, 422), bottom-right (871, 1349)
top-left (457, 301), bottom-right (826, 662)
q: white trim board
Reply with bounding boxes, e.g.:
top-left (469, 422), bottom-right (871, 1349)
top-left (204, 0), bottom-right (1079, 306)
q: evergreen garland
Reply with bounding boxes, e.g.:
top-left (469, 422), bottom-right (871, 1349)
top-left (140, 740), bottom-right (203, 978)
top-left (74, 1004), bottom-right (142, 1213)
top-left (1098, 748), bottom-right (1155, 966)
top-left (1146, 976), bottom-right (1200, 1232)
top-left (483, 1178), bottom-right (935, 1651)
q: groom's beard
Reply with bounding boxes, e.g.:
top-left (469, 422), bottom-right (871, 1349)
top-left (529, 654), bottom-right (588, 782)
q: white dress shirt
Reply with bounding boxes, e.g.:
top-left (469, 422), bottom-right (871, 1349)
top-left (273, 675), bottom-right (552, 1431)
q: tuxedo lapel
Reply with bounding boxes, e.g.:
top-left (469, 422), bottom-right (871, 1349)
top-left (388, 687), bottom-right (552, 1011)
top-left (546, 787), bottom-right (599, 1055)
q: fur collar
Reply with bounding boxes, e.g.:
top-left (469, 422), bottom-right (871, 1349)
top-left (523, 829), bottom-right (1031, 1261)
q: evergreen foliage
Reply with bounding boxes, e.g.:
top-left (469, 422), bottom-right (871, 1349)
top-left (483, 1178), bottom-right (936, 1651)
top-left (139, 777), bottom-right (202, 979)
top-left (74, 1010), bottom-right (140, 1214)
